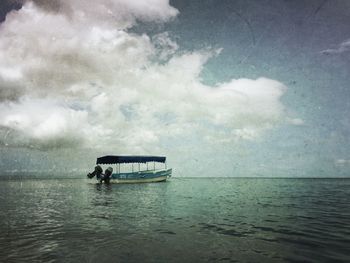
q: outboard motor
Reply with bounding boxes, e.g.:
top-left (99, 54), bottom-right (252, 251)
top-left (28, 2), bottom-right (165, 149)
top-left (105, 167), bottom-right (113, 177)
top-left (101, 167), bottom-right (113, 183)
top-left (87, 165), bottom-right (103, 179)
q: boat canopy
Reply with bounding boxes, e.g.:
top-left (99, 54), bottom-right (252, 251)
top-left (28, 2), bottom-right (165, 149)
top-left (96, 155), bottom-right (166, 164)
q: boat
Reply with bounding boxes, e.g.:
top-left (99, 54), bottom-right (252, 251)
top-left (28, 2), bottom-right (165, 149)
top-left (87, 155), bottom-right (172, 183)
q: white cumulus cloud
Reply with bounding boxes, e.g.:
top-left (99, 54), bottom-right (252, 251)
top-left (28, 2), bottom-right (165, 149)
top-left (321, 38), bottom-right (350, 55)
top-left (0, 0), bottom-right (289, 154)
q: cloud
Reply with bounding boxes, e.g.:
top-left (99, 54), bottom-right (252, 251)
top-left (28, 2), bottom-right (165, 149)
top-left (0, 1), bottom-right (288, 153)
top-left (9, 0), bottom-right (178, 27)
top-left (152, 32), bottom-right (179, 61)
top-left (321, 39), bottom-right (350, 55)
top-left (0, 98), bottom-right (92, 149)
top-left (287, 118), bottom-right (304, 126)
top-left (335, 159), bottom-right (350, 166)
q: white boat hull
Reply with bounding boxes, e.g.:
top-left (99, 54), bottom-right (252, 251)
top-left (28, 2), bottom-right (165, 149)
top-left (109, 168), bottom-right (172, 184)
top-left (108, 175), bottom-right (169, 184)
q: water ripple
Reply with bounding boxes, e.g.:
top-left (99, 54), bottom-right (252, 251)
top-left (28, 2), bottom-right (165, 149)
top-left (1, 178), bottom-right (350, 262)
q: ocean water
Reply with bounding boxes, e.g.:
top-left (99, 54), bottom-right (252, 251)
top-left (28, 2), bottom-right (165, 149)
top-left (0, 177), bottom-right (349, 263)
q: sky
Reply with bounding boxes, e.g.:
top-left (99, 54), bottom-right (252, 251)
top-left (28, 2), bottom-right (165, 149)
top-left (0, 0), bottom-right (349, 177)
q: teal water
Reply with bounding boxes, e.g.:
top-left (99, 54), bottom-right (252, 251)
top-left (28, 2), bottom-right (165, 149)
top-left (1, 178), bottom-right (350, 263)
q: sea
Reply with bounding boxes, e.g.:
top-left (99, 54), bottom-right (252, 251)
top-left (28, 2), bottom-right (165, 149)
top-left (0, 177), bottom-right (349, 263)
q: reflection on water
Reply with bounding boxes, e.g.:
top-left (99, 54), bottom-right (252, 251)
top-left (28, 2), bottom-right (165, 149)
top-left (0, 178), bottom-right (350, 262)
top-left (95, 182), bottom-right (113, 192)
